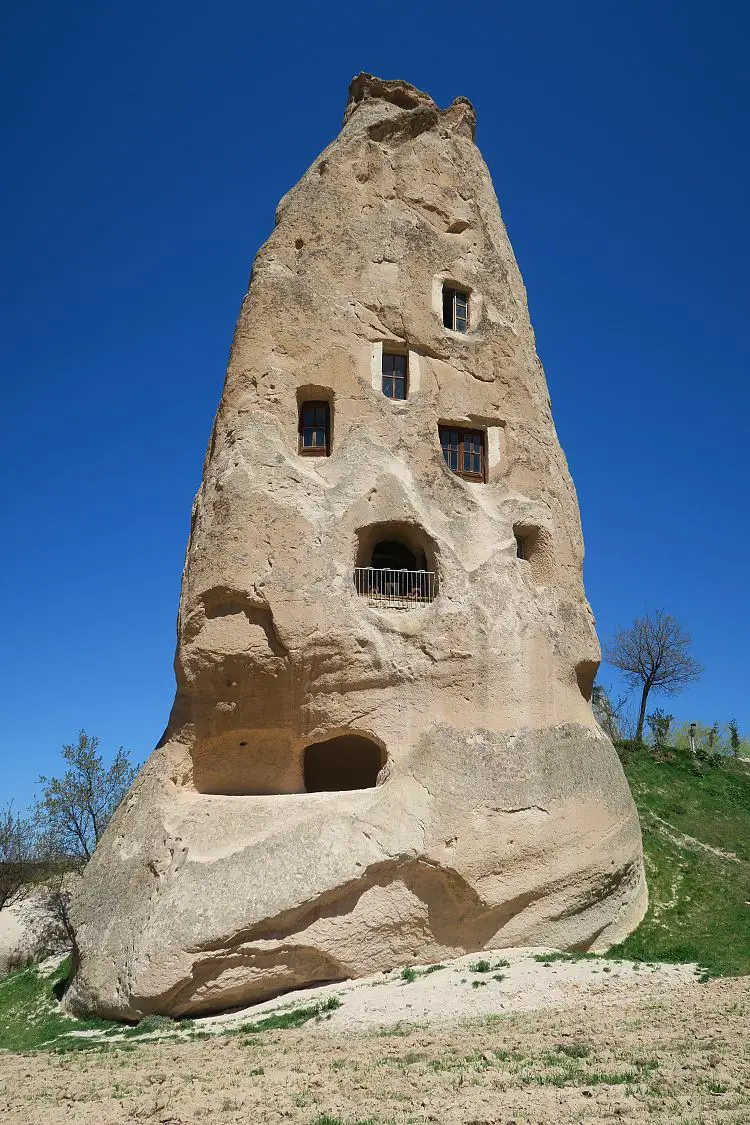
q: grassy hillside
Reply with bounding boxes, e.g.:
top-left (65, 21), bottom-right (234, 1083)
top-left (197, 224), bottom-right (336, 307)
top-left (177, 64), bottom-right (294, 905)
top-left (611, 746), bottom-right (750, 976)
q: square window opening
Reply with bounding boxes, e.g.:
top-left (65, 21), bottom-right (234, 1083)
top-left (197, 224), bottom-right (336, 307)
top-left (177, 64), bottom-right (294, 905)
top-left (381, 352), bottom-right (408, 400)
top-left (439, 425), bottom-right (486, 482)
top-left (298, 400), bottom-right (331, 456)
top-left (442, 286), bottom-right (469, 333)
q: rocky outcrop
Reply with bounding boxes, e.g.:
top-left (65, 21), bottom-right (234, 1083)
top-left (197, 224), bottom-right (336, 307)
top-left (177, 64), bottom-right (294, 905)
top-left (66, 74), bottom-right (646, 1019)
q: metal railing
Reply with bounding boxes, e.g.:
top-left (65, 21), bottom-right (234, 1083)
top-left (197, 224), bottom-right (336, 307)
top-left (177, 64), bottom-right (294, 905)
top-left (354, 567), bottom-right (437, 610)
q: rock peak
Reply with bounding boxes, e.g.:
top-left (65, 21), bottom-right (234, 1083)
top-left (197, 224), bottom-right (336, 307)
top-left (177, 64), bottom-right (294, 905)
top-left (344, 72), bottom-right (476, 139)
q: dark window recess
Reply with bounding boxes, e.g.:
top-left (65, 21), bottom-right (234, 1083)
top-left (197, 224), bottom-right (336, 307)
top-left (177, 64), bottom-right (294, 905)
top-left (298, 401), bottom-right (330, 455)
top-left (516, 535), bottom-right (526, 559)
top-left (304, 735), bottom-right (385, 792)
top-left (381, 352), bottom-right (408, 400)
top-left (371, 541), bottom-right (417, 570)
top-left (439, 426), bottom-right (485, 481)
top-left (442, 286), bottom-right (469, 333)
top-left (361, 539), bottom-right (433, 602)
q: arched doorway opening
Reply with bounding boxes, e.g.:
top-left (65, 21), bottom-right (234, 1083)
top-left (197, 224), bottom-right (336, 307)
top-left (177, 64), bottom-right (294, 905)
top-left (371, 540), bottom-right (419, 571)
top-left (354, 522), bottom-right (438, 607)
top-left (303, 735), bottom-right (386, 793)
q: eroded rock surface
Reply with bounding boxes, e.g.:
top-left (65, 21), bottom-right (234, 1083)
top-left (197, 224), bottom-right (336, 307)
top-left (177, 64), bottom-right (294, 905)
top-left (66, 74), bottom-right (646, 1019)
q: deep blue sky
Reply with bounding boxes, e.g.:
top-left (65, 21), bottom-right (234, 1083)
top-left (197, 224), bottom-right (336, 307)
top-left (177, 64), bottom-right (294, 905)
top-left (2, 1), bottom-right (748, 806)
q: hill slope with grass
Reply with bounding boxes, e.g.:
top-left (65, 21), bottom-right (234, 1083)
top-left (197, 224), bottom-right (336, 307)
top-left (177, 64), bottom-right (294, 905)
top-left (612, 746), bottom-right (750, 975)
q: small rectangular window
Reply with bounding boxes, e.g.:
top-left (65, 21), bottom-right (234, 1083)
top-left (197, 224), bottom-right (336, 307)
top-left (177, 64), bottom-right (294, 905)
top-left (381, 352), bottom-right (408, 400)
top-left (442, 286), bottom-right (469, 333)
top-left (439, 426), bottom-right (485, 481)
top-left (299, 400), bottom-right (330, 456)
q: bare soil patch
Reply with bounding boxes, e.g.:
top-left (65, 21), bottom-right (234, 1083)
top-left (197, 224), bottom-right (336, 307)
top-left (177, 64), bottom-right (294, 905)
top-left (1, 953), bottom-right (748, 1124)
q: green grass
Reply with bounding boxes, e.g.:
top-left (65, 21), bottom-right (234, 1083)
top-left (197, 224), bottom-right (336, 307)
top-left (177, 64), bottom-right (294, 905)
top-left (532, 951), bottom-right (599, 964)
top-left (310, 1117), bottom-right (376, 1125)
top-left (610, 747), bottom-right (750, 976)
top-left (398, 963), bottom-right (446, 983)
top-left (240, 994), bottom-right (341, 1035)
top-left (0, 959), bottom-right (119, 1051)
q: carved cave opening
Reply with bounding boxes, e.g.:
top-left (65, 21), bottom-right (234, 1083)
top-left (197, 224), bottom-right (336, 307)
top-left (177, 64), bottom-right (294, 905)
top-left (513, 523), bottom-right (554, 585)
top-left (575, 659), bottom-right (599, 703)
top-left (354, 521), bottom-right (439, 606)
top-left (303, 735), bottom-right (386, 793)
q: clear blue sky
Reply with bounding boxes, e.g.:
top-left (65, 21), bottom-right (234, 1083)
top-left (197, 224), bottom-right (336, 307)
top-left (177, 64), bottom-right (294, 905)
top-left (2, 1), bottom-right (748, 807)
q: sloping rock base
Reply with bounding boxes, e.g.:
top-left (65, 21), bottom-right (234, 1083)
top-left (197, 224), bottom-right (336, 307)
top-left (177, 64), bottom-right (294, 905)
top-left (67, 724), bottom-right (644, 1018)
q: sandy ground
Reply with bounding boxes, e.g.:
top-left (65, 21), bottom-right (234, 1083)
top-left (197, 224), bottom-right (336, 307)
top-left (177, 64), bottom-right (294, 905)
top-left (1, 951), bottom-right (749, 1124)
top-left (200, 949), bottom-right (699, 1034)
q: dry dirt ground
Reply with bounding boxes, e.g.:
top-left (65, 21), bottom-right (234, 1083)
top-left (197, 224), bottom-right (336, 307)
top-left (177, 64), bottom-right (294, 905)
top-left (1, 954), bottom-right (749, 1124)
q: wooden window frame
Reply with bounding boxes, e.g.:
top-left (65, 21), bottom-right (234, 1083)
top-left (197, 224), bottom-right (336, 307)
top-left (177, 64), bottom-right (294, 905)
top-left (298, 400), bottom-right (331, 456)
top-left (442, 286), bottom-right (469, 333)
top-left (381, 351), bottom-right (408, 400)
top-left (439, 425), bottom-right (486, 482)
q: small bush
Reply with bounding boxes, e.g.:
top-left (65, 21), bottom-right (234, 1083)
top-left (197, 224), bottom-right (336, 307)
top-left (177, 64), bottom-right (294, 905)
top-left (123, 1013), bottom-right (175, 1037)
top-left (555, 1041), bottom-right (590, 1058)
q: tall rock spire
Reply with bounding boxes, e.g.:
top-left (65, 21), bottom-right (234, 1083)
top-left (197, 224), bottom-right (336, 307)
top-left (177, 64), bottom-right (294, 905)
top-left (66, 75), bottom-right (646, 1019)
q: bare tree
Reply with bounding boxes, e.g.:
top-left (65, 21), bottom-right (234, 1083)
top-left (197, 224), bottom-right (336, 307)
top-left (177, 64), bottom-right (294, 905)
top-left (591, 683), bottom-right (632, 741)
top-left (0, 803), bottom-right (35, 911)
top-left (34, 731), bottom-right (138, 864)
top-left (605, 610), bottom-right (703, 743)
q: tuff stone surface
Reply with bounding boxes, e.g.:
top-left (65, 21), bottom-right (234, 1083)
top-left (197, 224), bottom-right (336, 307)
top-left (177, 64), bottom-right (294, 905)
top-left (66, 73), bottom-right (646, 1019)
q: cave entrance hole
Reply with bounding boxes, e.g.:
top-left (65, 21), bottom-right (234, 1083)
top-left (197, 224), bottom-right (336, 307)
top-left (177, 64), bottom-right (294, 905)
top-left (371, 540), bottom-right (419, 571)
top-left (303, 735), bottom-right (386, 793)
top-left (354, 523), bottom-right (439, 608)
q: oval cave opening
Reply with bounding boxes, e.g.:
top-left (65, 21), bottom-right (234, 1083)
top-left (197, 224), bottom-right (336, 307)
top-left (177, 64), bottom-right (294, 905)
top-left (303, 735), bottom-right (386, 793)
top-left (575, 659), bottom-right (599, 703)
top-left (354, 522), bottom-right (439, 608)
top-left (371, 539), bottom-right (419, 571)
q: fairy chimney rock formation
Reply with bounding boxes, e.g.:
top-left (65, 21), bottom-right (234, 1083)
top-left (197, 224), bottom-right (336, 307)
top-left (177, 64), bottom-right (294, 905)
top-left (66, 74), bottom-right (647, 1019)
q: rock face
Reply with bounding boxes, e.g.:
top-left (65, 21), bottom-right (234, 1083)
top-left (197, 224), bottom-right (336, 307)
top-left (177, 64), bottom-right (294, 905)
top-left (66, 75), bottom-right (647, 1019)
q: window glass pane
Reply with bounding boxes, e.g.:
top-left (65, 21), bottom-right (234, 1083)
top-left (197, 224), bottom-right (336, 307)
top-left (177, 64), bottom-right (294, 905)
top-left (382, 354), bottom-right (394, 374)
top-left (442, 287), bottom-right (454, 328)
top-left (383, 377), bottom-right (394, 398)
top-left (455, 292), bottom-right (468, 333)
top-left (393, 354), bottom-right (406, 375)
top-left (394, 376), bottom-right (405, 400)
top-left (300, 402), bottom-right (329, 453)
